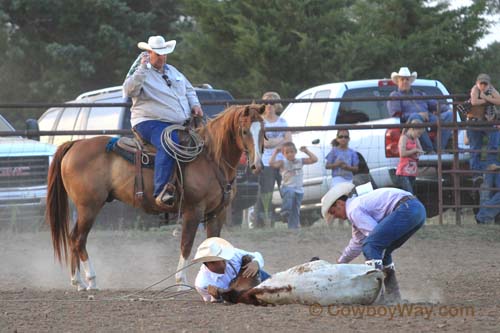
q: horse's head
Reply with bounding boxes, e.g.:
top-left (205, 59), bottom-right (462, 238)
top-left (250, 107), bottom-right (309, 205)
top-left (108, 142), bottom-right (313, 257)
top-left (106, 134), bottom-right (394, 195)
top-left (237, 104), bottom-right (266, 174)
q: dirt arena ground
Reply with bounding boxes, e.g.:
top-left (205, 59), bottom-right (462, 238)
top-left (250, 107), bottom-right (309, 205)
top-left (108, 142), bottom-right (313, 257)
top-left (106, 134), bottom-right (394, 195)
top-left (1, 217), bottom-right (500, 332)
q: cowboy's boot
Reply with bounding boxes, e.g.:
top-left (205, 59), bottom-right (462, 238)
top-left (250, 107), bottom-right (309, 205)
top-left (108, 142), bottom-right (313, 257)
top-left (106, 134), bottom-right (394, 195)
top-left (382, 263), bottom-right (402, 303)
top-left (155, 183), bottom-right (176, 209)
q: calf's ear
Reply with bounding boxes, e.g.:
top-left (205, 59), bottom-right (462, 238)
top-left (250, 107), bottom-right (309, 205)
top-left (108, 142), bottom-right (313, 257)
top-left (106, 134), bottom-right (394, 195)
top-left (259, 104), bottom-right (266, 114)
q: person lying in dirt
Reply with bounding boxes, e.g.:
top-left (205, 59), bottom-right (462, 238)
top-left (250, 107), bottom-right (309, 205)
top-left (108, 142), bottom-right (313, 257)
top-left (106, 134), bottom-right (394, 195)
top-left (192, 237), bottom-right (270, 302)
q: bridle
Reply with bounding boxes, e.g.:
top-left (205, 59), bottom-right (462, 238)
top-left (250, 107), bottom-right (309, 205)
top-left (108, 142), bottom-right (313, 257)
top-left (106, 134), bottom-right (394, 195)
top-left (238, 117), bottom-right (264, 170)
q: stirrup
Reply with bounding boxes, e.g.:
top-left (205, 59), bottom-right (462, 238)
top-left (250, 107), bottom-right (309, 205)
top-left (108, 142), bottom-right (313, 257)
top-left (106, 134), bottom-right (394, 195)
top-left (156, 183), bottom-right (176, 207)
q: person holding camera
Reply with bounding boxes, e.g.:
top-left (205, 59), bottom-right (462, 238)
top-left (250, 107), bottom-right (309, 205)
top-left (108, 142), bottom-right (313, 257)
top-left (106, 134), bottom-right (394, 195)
top-left (467, 73), bottom-right (500, 186)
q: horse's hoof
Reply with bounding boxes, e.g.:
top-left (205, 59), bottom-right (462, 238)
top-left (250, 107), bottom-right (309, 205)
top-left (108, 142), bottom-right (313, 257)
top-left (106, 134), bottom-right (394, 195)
top-left (72, 279), bottom-right (88, 292)
top-left (172, 226), bottom-right (181, 237)
top-left (86, 276), bottom-right (98, 290)
top-left (77, 284), bottom-right (88, 292)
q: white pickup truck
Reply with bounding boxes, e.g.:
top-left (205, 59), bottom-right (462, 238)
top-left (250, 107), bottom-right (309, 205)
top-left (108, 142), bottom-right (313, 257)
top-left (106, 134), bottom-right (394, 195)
top-left (272, 78), bottom-right (468, 221)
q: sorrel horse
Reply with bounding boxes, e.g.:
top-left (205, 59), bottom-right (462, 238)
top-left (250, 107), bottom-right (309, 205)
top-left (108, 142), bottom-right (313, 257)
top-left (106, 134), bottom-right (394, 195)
top-left (46, 104), bottom-right (265, 291)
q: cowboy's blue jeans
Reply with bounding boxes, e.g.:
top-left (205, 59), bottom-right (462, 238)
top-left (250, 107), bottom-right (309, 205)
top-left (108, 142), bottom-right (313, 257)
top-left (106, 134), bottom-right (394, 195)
top-left (408, 111), bottom-right (453, 152)
top-left (134, 120), bottom-right (179, 197)
top-left (466, 127), bottom-right (500, 172)
top-left (280, 186), bottom-right (303, 229)
top-left (362, 198), bottom-right (426, 266)
top-left (260, 270), bottom-right (271, 281)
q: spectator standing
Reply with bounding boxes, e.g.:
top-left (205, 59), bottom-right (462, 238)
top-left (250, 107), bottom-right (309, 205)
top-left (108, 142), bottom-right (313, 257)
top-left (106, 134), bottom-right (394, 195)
top-left (269, 142), bottom-right (318, 229)
top-left (325, 130), bottom-right (359, 188)
top-left (467, 73), bottom-right (500, 185)
top-left (387, 67), bottom-right (453, 153)
top-left (395, 119), bottom-right (425, 194)
top-left (476, 163), bottom-right (500, 224)
top-left (251, 92), bottom-right (291, 228)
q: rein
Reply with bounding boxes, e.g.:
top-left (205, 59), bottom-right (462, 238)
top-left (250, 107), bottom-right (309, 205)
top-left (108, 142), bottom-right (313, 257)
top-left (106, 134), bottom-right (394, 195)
top-left (201, 150), bottom-right (236, 223)
top-left (200, 119), bottom-right (252, 223)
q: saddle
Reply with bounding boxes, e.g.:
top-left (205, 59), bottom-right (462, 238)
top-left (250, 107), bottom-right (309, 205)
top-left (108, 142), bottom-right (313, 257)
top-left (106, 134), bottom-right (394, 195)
top-left (107, 117), bottom-right (203, 208)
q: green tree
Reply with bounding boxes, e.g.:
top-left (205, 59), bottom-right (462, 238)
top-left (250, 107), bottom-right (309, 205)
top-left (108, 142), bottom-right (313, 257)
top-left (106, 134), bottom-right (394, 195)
top-left (178, 0), bottom-right (353, 98)
top-left (0, 0), bottom-right (181, 125)
top-left (178, 0), bottom-right (489, 98)
top-left (333, 0), bottom-right (489, 94)
top-left (473, 41), bottom-right (500, 85)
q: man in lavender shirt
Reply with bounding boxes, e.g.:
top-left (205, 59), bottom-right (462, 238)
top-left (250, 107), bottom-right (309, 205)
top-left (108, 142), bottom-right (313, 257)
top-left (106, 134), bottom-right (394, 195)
top-left (321, 182), bottom-right (426, 302)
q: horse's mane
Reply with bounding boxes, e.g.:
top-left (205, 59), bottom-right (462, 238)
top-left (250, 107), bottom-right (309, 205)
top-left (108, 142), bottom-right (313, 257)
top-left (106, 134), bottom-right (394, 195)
top-left (201, 105), bottom-right (243, 163)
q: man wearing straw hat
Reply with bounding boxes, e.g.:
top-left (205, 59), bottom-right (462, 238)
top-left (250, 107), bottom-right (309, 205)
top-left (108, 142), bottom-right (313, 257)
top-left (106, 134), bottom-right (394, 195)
top-left (123, 35), bottom-right (203, 209)
top-left (321, 182), bottom-right (426, 302)
top-left (387, 66), bottom-right (453, 154)
top-left (193, 237), bottom-right (270, 302)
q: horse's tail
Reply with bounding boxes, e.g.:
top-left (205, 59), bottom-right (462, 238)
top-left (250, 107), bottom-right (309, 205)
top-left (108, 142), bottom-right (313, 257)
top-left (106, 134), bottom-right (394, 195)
top-left (46, 141), bottom-right (77, 264)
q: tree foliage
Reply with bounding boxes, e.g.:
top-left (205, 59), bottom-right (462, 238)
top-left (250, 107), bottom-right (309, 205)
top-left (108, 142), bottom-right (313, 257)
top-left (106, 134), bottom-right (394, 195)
top-left (0, 0), bottom-right (181, 125)
top-left (178, 0), bottom-right (491, 97)
top-left (0, 0), bottom-right (497, 127)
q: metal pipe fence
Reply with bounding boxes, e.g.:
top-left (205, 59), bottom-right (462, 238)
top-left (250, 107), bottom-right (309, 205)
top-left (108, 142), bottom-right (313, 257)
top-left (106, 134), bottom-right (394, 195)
top-left (1, 93), bottom-right (498, 225)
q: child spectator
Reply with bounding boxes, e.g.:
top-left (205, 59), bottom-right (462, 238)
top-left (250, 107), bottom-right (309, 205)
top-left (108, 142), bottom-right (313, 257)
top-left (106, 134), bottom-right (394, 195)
top-left (325, 130), bottom-right (359, 188)
top-left (269, 142), bottom-right (318, 229)
top-left (395, 119), bottom-right (425, 193)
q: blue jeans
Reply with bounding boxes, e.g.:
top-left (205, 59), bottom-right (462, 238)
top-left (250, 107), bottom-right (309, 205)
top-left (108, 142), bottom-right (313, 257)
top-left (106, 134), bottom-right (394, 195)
top-left (467, 127), bottom-right (500, 172)
top-left (280, 186), bottom-right (303, 229)
top-left (134, 120), bottom-right (179, 197)
top-left (476, 170), bottom-right (500, 223)
top-left (362, 198), bottom-right (426, 266)
top-left (408, 111), bottom-right (453, 152)
top-left (260, 270), bottom-right (271, 281)
top-left (254, 167), bottom-right (281, 225)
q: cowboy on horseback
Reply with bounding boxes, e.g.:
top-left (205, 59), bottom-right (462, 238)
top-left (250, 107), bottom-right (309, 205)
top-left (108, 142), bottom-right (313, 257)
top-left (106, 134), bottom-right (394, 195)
top-left (123, 35), bottom-right (203, 209)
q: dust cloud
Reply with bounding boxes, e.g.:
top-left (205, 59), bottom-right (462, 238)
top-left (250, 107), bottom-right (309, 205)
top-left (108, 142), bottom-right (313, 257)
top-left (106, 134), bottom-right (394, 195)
top-left (0, 229), bottom-right (202, 291)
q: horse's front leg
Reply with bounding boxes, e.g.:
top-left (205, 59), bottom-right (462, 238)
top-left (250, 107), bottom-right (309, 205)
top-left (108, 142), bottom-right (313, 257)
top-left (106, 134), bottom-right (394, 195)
top-left (205, 208), bottom-right (227, 238)
top-left (175, 207), bottom-right (203, 287)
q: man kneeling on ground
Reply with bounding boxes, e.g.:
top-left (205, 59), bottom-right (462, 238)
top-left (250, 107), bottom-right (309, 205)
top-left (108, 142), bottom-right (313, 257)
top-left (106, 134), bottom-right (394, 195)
top-left (193, 237), bottom-right (270, 302)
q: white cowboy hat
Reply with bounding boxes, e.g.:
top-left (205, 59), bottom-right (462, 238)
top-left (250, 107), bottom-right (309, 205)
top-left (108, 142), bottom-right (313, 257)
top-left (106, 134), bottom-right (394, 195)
top-left (391, 67), bottom-right (418, 84)
top-left (192, 237), bottom-right (235, 264)
top-left (138, 36), bottom-right (176, 55)
top-left (321, 182), bottom-right (355, 223)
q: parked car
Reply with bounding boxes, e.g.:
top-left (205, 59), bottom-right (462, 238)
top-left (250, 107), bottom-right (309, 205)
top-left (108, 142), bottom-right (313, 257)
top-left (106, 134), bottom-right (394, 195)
top-left (0, 114), bottom-right (56, 228)
top-left (38, 85), bottom-right (258, 226)
top-left (272, 78), bottom-right (469, 221)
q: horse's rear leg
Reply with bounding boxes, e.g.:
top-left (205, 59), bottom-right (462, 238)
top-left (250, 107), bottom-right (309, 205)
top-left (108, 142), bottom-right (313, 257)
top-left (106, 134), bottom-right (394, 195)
top-left (70, 207), bottom-right (99, 291)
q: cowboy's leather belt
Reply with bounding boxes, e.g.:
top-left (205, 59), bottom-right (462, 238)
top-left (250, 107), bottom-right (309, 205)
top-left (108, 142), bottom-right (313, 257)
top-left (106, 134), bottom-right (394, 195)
top-left (394, 195), bottom-right (416, 210)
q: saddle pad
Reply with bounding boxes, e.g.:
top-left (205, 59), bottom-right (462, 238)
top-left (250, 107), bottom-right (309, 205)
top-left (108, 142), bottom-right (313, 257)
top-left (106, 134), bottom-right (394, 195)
top-left (106, 137), bottom-right (155, 168)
